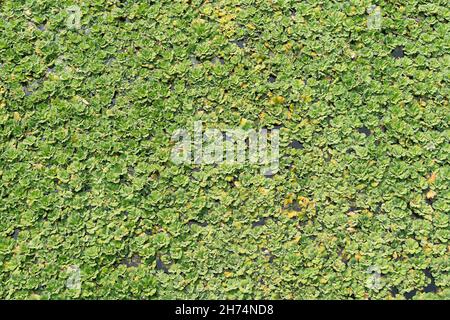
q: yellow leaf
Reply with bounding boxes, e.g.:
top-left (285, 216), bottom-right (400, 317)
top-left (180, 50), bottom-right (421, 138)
top-left (259, 112), bottom-right (266, 120)
top-left (426, 190), bottom-right (436, 199)
top-left (284, 42), bottom-right (292, 51)
top-left (286, 211), bottom-right (298, 219)
top-left (283, 193), bottom-right (295, 206)
top-left (270, 95), bottom-right (285, 105)
top-left (301, 94), bottom-right (312, 103)
top-left (224, 271), bottom-right (233, 278)
top-left (427, 172), bottom-right (437, 184)
top-left (13, 112), bottom-right (21, 121)
top-left (232, 221), bottom-right (242, 230)
top-left (297, 196), bottom-right (309, 207)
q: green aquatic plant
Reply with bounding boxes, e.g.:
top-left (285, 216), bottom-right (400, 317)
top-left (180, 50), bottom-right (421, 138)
top-left (0, 0), bottom-right (448, 300)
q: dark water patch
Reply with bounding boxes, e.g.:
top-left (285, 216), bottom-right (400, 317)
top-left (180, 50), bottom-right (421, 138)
top-left (283, 200), bottom-right (302, 215)
top-left (252, 217), bottom-right (268, 228)
top-left (390, 286), bottom-right (399, 297)
top-left (404, 289), bottom-right (417, 300)
top-left (187, 220), bottom-right (208, 227)
top-left (121, 254), bottom-right (141, 268)
top-left (348, 206), bottom-right (361, 213)
top-left (357, 126), bottom-right (372, 137)
top-left (268, 74), bottom-right (277, 83)
top-left (392, 46), bottom-right (404, 59)
top-left (231, 39), bottom-right (245, 48)
top-left (156, 256), bottom-right (169, 273)
top-left (11, 229), bottom-right (20, 240)
top-left (290, 140), bottom-right (303, 150)
top-left (423, 282), bottom-right (438, 293)
top-left (423, 268), bottom-right (438, 293)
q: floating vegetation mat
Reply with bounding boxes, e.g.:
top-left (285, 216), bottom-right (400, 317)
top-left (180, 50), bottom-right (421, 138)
top-left (0, 1), bottom-right (449, 299)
